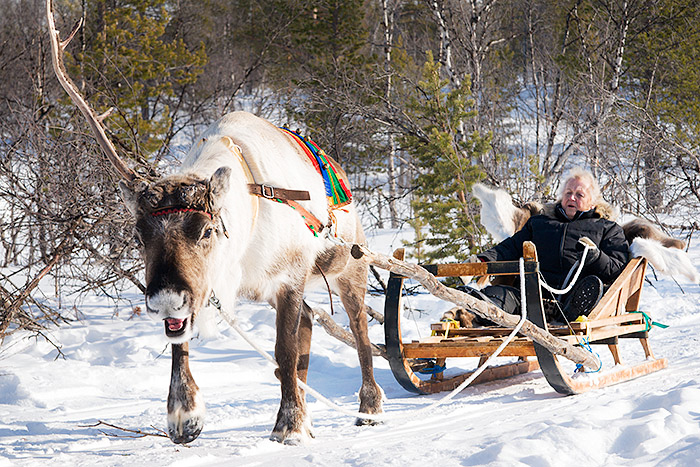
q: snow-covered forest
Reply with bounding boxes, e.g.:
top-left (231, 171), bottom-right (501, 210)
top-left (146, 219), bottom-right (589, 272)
top-left (1, 0), bottom-right (699, 464)
top-left (2, 0), bottom-right (699, 336)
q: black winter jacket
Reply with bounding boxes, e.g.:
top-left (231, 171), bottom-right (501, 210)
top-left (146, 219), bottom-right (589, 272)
top-left (478, 203), bottom-right (630, 288)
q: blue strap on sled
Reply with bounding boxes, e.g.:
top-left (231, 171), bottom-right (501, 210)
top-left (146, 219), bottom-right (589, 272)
top-left (415, 358), bottom-right (447, 375)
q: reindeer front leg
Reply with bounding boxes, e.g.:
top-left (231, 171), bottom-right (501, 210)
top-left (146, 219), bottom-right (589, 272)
top-left (270, 286), bottom-right (313, 445)
top-left (167, 342), bottom-right (205, 444)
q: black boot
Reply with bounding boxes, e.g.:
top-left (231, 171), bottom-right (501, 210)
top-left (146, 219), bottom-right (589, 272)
top-left (563, 275), bottom-right (604, 322)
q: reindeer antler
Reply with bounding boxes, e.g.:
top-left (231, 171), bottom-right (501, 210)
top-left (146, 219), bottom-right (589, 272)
top-left (46, 0), bottom-right (136, 182)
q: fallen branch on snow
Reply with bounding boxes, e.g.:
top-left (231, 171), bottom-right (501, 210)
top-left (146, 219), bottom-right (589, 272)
top-left (309, 306), bottom-right (387, 359)
top-left (81, 420), bottom-right (168, 439)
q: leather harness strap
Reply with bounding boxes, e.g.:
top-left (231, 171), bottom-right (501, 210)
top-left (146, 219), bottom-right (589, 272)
top-left (220, 135), bottom-right (327, 236)
top-left (247, 184), bottom-right (311, 201)
top-left (150, 136), bottom-right (325, 237)
top-left (247, 186), bottom-right (326, 235)
top-left (285, 199), bottom-right (325, 233)
top-left (220, 136), bottom-right (259, 232)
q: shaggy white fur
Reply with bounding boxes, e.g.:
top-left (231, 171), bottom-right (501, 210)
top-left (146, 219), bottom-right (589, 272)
top-left (472, 183), bottom-right (518, 242)
top-left (630, 238), bottom-right (700, 284)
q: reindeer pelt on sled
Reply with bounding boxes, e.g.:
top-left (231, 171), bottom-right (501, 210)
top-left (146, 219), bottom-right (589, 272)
top-left (472, 183), bottom-right (543, 242)
top-left (472, 183), bottom-right (699, 284)
top-left (630, 237), bottom-right (700, 283)
top-left (623, 218), bottom-right (686, 250)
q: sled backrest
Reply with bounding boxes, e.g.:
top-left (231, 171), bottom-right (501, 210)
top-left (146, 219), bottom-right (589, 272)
top-left (520, 241), bottom-right (648, 322)
top-left (586, 256), bottom-right (647, 320)
top-left (415, 244), bottom-right (540, 279)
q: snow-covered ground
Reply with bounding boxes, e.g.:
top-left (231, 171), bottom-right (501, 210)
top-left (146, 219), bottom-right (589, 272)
top-left (0, 227), bottom-right (699, 466)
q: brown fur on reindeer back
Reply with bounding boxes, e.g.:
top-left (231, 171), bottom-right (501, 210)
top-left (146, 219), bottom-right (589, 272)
top-left (623, 218), bottom-right (685, 250)
top-left (513, 201), bottom-right (544, 232)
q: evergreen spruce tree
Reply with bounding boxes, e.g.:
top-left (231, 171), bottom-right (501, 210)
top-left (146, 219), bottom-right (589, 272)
top-left (71, 0), bottom-right (206, 164)
top-left (624, 0), bottom-right (700, 210)
top-left (274, 0), bottom-right (377, 167)
top-left (401, 52), bottom-right (490, 262)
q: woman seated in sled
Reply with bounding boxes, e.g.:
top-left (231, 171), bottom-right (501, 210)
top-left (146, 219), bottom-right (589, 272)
top-left (463, 167), bottom-right (629, 325)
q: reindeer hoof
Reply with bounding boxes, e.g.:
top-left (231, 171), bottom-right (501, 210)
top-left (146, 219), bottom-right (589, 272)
top-left (269, 428), bottom-right (314, 445)
top-left (269, 433), bottom-right (309, 446)
top-left (269, 432), bottom-right (284, 443)
top-left (356, 383), bottom-right (384, 426)
top-left (270, 409), bottom-right (314, 445)
top-left (167, 398), bottom-right (205, 444)
top-left (355, 416), bottom-right (383, 426)
top-left (168, 416), bottom-right (203, 444)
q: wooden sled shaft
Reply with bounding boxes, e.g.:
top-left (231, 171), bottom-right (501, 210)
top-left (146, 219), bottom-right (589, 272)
top-left (384, 269), bottom-right (540, 394)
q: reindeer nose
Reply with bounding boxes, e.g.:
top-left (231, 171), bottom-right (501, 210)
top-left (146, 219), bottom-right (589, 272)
top-left (146, 289), bottom-right (187, 314)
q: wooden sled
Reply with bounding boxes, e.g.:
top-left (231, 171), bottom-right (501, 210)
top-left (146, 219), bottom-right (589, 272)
top-left (384, 241), bottom-right (667, 395)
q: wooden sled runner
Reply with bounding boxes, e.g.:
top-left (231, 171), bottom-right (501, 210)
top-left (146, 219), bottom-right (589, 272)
top-left (384, 242), bottom-right (667, 396)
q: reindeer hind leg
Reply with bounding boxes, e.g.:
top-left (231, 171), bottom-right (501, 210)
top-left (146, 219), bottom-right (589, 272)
top-left (298, 301), bottom-right (314, 384)
top-left (335, 262), bottom-right (383, 425)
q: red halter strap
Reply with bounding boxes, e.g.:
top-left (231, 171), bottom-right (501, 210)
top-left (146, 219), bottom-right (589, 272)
top-left (151, 207), bottom-right (213, 220)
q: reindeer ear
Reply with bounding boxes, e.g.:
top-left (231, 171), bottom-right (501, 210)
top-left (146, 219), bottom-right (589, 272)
top-left (119, 179), bottom-right (152, 216)
top-left (119, 180), bottom-right (140, 216)
top-left (208, 166), bottom-right (231, 213)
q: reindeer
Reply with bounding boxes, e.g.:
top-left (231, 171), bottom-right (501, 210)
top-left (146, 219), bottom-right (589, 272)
top-left (47, 1), bottom-right (382, 445)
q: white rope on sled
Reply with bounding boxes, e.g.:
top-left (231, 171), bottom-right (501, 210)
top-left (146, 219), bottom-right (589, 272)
top-left (539, 240), bottom-right (594, 296)
top-left (216, 257), bottom-right (530, 423)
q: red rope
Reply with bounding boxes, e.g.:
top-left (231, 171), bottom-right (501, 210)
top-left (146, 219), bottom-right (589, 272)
top-left (151, 207), bottom-right (212, 219)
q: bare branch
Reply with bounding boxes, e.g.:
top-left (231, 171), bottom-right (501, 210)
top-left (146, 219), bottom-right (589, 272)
top-left (309, 306), bottom-right (386, 359)
top-left (80, 420), bottom-right (168, 439)
top-left (46, 0), bottom-right (136, 182)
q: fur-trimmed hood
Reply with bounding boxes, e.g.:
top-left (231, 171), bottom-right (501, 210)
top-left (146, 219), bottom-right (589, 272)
top-left (541, 200), bottom-right (619, 222)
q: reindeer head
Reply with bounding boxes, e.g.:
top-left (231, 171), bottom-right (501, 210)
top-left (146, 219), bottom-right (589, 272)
top-left (47, 1), bottom-right (234, 343)
top-left (119, 168), bottom-right (231, 342)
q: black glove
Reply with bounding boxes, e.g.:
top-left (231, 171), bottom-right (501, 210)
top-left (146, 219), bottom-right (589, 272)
top-left (576, 236), bottom-right (601, 265)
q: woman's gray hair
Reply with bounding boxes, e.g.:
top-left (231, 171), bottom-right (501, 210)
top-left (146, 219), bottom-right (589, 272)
top-left (556, 167), bottom-right (602, 205)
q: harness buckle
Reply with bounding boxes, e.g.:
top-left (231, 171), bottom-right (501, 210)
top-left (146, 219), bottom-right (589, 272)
top-left (261, 184), bottom-right (275, 199)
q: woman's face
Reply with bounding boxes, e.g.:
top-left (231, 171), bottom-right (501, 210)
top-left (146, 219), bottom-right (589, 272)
top-left (561, 177), bottom-right (595, 219)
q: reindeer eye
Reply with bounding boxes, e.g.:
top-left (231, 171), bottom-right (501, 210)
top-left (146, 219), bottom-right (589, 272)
top-left (202, 228), bottom-right (213, 239)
